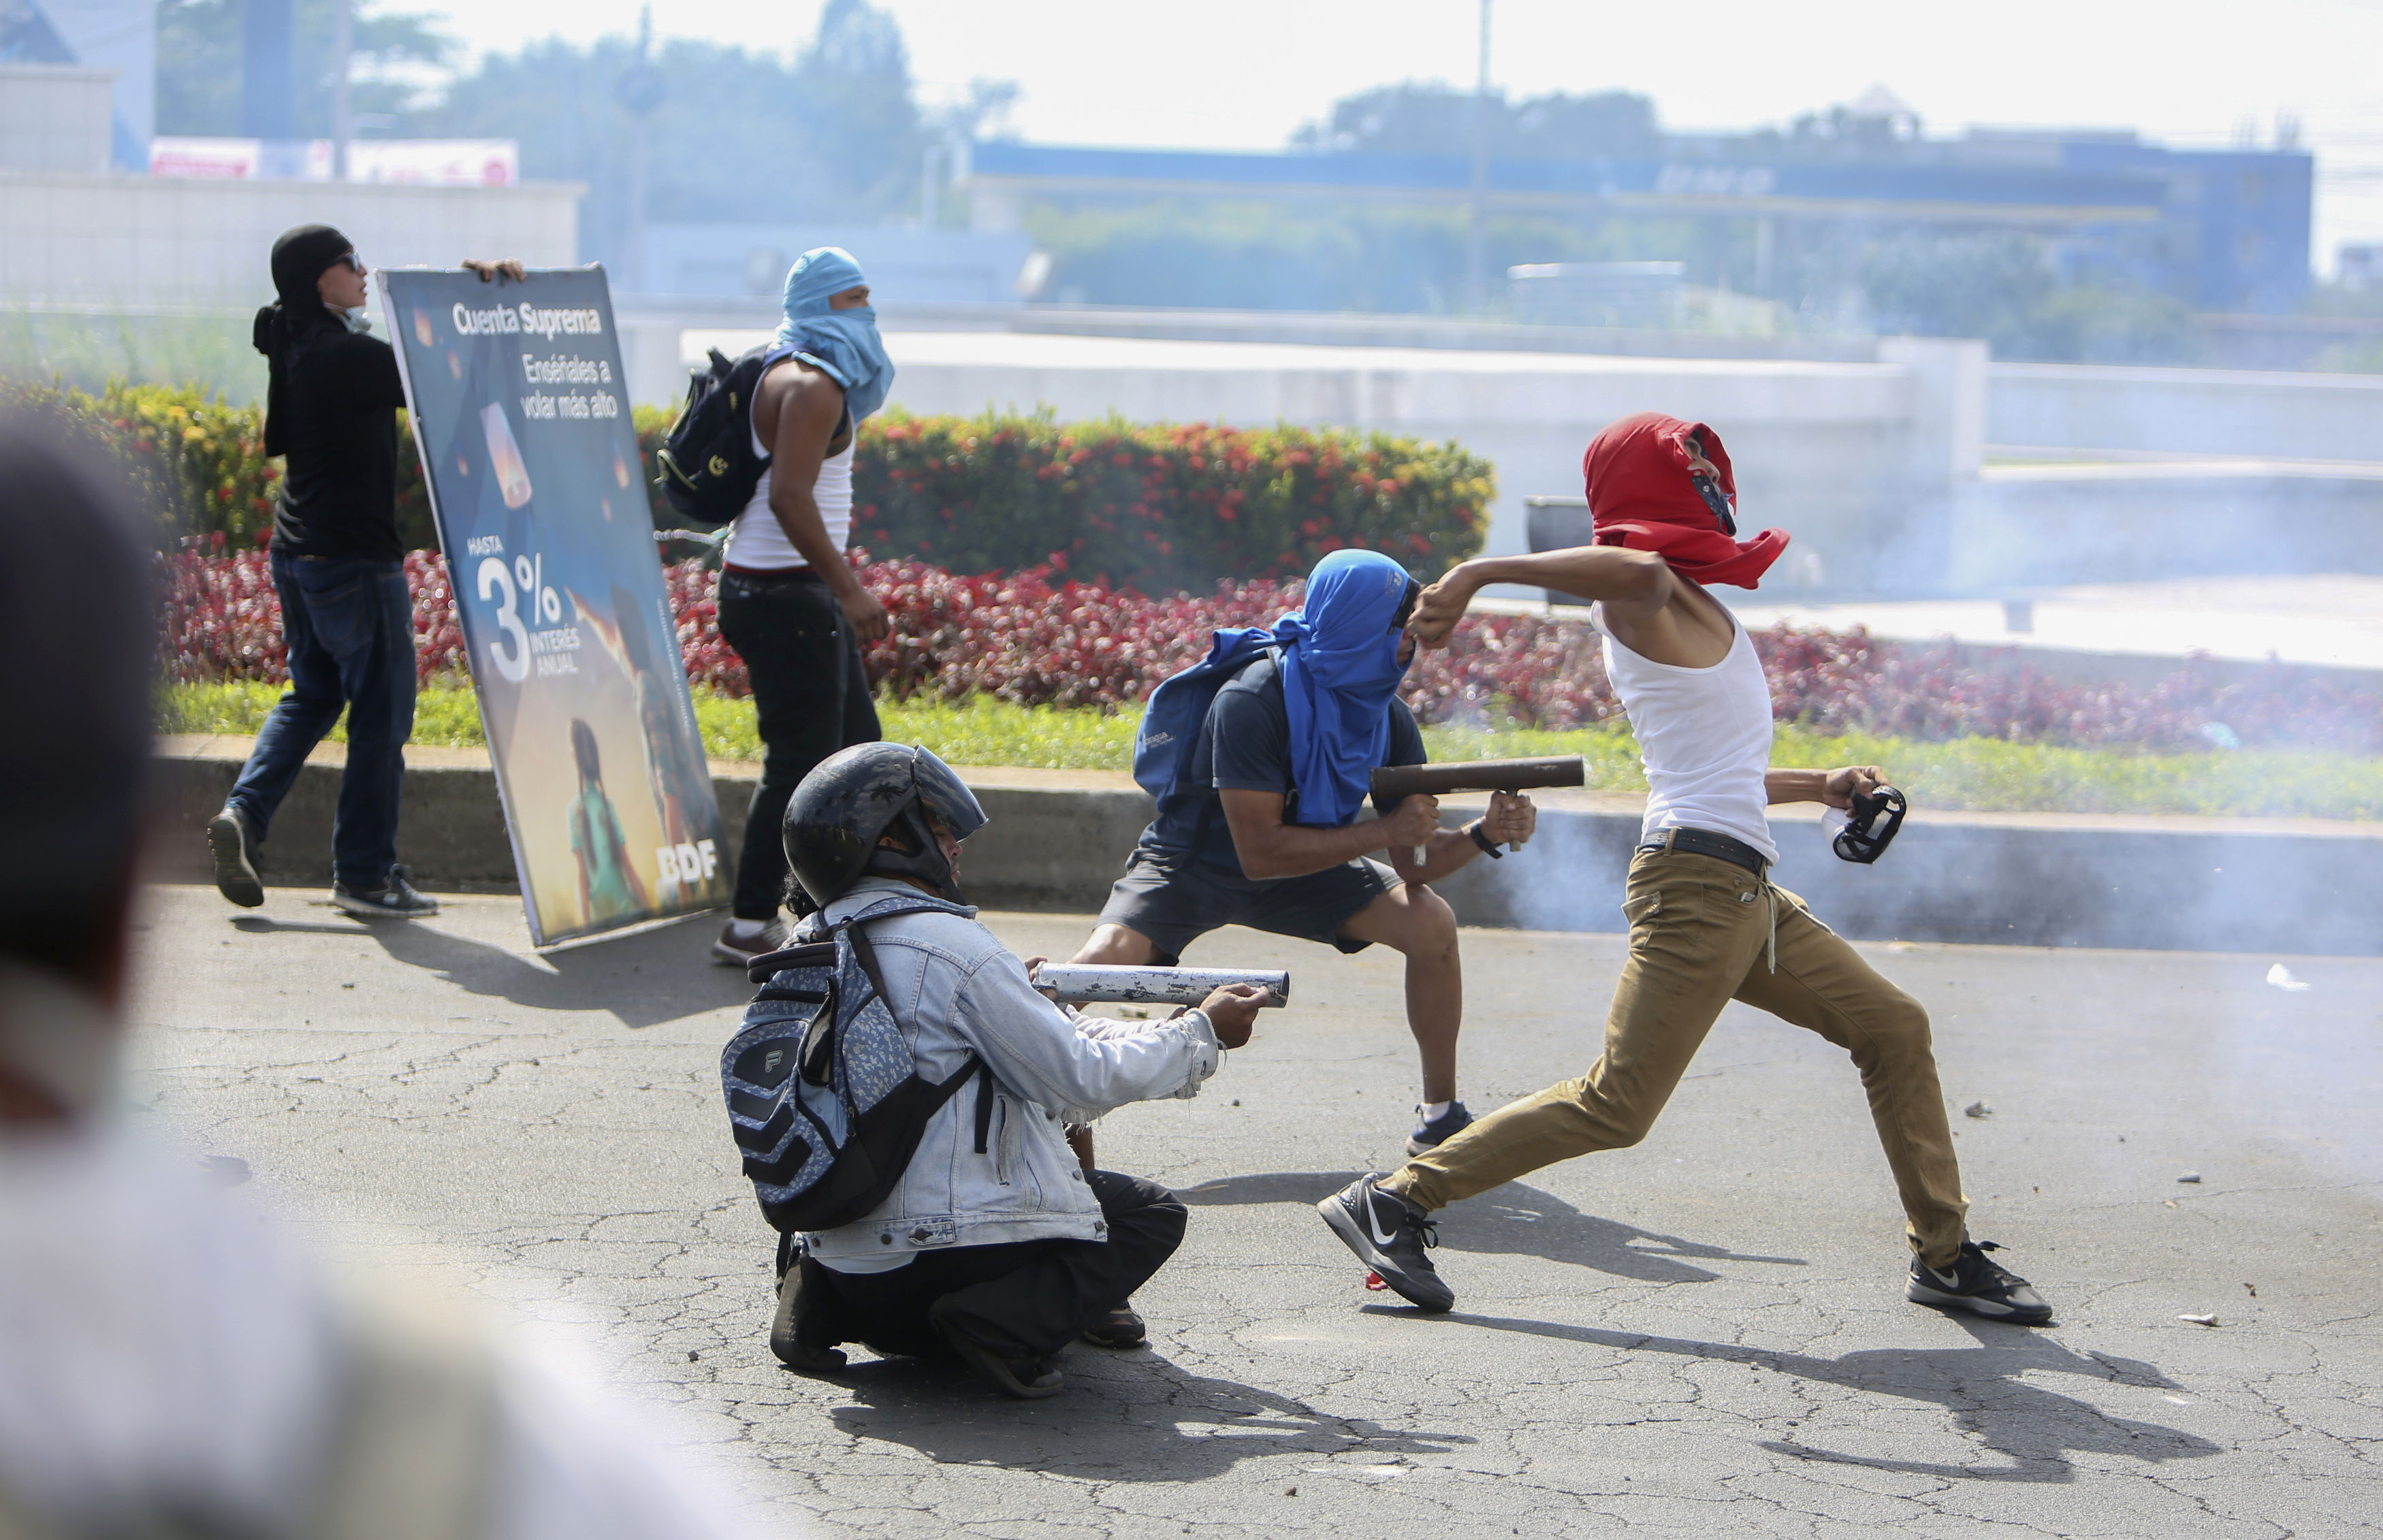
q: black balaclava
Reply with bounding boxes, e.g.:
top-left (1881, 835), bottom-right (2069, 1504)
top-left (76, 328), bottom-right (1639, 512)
top-left (253, 224), bottom-right (356, 455)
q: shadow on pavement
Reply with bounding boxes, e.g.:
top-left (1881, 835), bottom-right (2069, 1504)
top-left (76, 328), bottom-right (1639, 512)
top-left (1179, 1170), bottom-right (1804, 1283)
top-left (333, 914), bottom-right (750, 1029)
top-left (820, 1352), bottom-right (1473, 1481)
top-left (229, 915), bottom-right (370, 937)
top-left (1426, 1310), bottom-right (2217, 1483)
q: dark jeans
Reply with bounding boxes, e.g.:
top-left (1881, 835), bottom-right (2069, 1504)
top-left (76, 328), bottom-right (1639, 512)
top-left (228, 551), bottom-right (417, 889)
top-left (717, 568), bottom-right (881, 920)
top-left (810, 1171), bottom-right (1187, 1362)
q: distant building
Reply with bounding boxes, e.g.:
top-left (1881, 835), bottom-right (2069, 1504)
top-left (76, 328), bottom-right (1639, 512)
top-left (1, 68), bottom-right (577, 306)
top-left (962, 125), bottom-right (2314, 315)
top-left (0, 0), bottom-right (153, 170)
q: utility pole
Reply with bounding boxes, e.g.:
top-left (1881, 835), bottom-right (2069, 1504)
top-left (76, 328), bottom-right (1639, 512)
top-left (615, 6), bottom-right (666, 291)
top-left (241, 0), bottom-right (297, 174)
top-left (1465, 0), bottom-right (1492, 313)
top-left (330, 0), bottom-right (353, 180)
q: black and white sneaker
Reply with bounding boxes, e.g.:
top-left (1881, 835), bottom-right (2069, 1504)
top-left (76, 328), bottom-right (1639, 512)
top-left (1317, 1174), bottom-right (1454, 1313)
top-left (1405, 1100), bottom-right (1474, 1155)
top-left (711, 917), bottom-right (787, 967)
top-left (206, 805), bottom-right (264, 908)
top-left (1907, 1240), bottom-right (2053, 1325)
top-left (332, 865), bottom-right (439, 920)
top-left (1080, 1303), bottom-right (1147, 1349)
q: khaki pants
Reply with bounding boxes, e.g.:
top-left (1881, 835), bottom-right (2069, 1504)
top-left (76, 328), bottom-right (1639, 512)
top-left (1384, 846), bottom-right (1969, 1267)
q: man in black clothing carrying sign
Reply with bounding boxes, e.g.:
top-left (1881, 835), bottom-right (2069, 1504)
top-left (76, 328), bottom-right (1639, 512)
top-left (209, 225), bottom-right (458, 919)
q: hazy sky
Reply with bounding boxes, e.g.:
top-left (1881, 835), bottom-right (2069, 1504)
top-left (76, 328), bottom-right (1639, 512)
top-left (411, 0), bottom-right (2383, 269)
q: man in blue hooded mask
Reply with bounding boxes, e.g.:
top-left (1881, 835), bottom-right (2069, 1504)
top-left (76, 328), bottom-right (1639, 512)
top-left (711, 248), bottom-right (901, 965)
top-left (1065, 549), bottom-right (1537, 1236)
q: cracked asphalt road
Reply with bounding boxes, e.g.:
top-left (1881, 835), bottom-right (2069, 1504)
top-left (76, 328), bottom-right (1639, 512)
top-left (128, 884), bottom-right (2382, 1537)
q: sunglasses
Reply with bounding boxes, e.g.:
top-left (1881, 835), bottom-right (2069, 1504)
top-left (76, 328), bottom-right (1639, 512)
top-left (335, 252), bottom-right (367, 274)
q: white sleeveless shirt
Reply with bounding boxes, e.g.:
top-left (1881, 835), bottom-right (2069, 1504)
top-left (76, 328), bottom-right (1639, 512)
top-left (1596, 604), bottom-right (1778, 862)
top-left (722, 359), bottom-right (857, 571)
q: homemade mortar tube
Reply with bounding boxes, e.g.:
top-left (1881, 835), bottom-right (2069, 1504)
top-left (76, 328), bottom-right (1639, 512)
top-left (1033, 965), bottom-right (1291, 1010)
top-left (1369, 754), bottom-right (1588, 863)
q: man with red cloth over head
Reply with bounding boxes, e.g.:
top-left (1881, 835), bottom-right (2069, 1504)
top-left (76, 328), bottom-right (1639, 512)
top-left (1316, 412), bottom-right (2053, 1326)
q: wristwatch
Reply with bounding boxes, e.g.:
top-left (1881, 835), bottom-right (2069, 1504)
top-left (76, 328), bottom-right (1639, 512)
top-left (1467, 820), bottom-right (1503, 859)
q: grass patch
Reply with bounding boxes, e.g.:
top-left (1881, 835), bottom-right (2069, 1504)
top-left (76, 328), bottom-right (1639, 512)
top-left (159, 679), bottom-right (489, 745)
top-left (157, 681), bottom-right (2383, 822)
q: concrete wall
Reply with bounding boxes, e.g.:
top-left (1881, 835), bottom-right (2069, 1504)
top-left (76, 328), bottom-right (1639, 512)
top-left (0, 174), bottom-right (581, 304)
top-left (0, 65), bottom-right (114, 174)
top-left (650, 326), bottom-right (1987, 599)
top-left (1988, 361), bottom-right (2383, 462)
top-left (624, 302), bottom-right (2383, 598)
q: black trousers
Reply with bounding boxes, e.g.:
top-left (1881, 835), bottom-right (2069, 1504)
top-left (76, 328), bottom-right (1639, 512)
top-left (716, 568), bottom-right (881, 920)
top-left (810, 1172), bottom-right (1187, 1361)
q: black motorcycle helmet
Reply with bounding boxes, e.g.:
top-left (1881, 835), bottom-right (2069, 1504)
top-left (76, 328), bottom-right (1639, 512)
top-left (782, 743), bottom-right (988, 907)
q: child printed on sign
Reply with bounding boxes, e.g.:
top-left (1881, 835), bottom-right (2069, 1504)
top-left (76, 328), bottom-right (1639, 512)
top-left (567, 717), bottom-right (649, 927)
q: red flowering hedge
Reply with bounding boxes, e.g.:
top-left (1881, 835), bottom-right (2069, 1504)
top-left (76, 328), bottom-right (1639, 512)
top-left (162, 541), bottom-right (466, 685)
top-left (851, 413), bottom-right (1493, 594)
top-left (26, 379), bottom-right (1490, 594)
top-left (163, 549), bottom-right (2383, 754)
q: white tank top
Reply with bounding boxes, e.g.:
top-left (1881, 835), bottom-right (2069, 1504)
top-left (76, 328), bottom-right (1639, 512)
top-left (722, 360), bottom-right (856, 571)
top-left (1596, 604), bottom-right (1778, 862)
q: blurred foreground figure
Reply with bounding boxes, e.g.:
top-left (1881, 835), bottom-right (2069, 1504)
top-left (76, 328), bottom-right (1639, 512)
top-left (1317, 413), bottom-right (2053, 1327)
top-left (0, 421), bottom-right (764, 1539)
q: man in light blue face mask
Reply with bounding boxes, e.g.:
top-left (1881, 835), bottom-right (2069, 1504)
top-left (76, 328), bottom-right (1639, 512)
top-left (711, 248), bottom-right (901, 965)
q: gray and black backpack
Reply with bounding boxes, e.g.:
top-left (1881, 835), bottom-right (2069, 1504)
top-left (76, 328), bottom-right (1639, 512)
top-left (721, 891), bottom-right (993, 1234)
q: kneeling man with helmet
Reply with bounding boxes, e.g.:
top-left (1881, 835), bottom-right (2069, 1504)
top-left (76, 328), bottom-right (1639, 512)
top-left (742, 742), bottom-right (1267, 1398)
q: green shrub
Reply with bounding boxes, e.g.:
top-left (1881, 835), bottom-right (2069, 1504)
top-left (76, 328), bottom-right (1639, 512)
top-left (852, 411), bottom-right (1493, 592)
top-left (0, 379), bottom-right (285, 547)
top-left (27, 379), bottom-right (1493, 590)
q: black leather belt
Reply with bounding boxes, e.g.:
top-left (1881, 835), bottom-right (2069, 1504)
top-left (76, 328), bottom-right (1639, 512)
top-left (1637, 826), bottom-right (1770, 877)
top-left (722, 564), bottom-right (822, 583)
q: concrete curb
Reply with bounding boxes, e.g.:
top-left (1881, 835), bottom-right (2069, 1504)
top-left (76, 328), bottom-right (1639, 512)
top-left (151, 738), bottom-right (2383, 957)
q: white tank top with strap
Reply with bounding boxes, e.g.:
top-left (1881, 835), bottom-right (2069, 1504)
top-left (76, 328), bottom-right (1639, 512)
top-left (1595, 603), bottom-right (1778, 863)
top-left (722, 355), bottom-right (856, 572)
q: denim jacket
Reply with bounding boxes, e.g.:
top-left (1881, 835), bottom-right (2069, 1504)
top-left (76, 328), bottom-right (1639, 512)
top-left (799, 879), bottom-right (1224, 1264)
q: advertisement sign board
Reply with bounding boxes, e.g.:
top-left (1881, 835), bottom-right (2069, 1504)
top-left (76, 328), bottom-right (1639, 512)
top-left (378, 266), bottom-right (731, 945)
top-left (150, 137), bottom-right (519, 185)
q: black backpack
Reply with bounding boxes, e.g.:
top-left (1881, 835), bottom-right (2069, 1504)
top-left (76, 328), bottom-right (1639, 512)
top-left (653, 342), bottom-right (784, 529)
top-left (722, 892), bottom-right (994, 1235)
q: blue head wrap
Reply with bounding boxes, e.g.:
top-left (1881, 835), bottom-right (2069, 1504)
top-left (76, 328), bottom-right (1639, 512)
top-left (1271, 550), bottom-right (1416, 827)
top-left (773, 246), bottom-right (896, 423)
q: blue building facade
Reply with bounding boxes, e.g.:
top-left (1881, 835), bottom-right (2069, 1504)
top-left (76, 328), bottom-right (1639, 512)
top-left (2051, 138), bottom-right (2312, 312)
top-left (965, 132), bottom-right (2314, 315)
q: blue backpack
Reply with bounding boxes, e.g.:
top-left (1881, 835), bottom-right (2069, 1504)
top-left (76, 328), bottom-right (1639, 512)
top-left (1132, 627), bottom-right (1277, 801)
top-left (721, 891), bottom-right (993, 1235)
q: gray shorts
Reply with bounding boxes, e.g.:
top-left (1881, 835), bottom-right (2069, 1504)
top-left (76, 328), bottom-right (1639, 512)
top-left (1095, 843), bottom-right (1397, 965)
